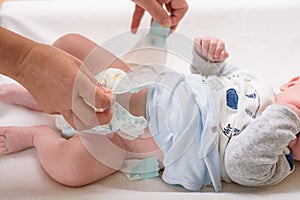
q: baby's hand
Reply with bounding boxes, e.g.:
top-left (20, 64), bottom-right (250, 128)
top-left (194, 36), bottom-right (229, 62)
top-left (288, 134), bottom-right (300, 161)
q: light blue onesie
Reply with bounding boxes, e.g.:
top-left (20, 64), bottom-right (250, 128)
top-left (146, 47), bottom-right (300, 191)
top-left (146, 68), bottom-right (221, 191)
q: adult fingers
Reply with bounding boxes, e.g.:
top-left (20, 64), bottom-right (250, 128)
top-left (76, 69), bottom-right (113, 110)
top-left (135, 0), bottom-right (171, 28)
top-left (72, 96), bottom-right (100, 128)
top-left (96, 108), bottom-right (114, 126)
top-left (166, 0), bottom-right (188, 32)
top-left (131, 5), bottom-right (145, 34)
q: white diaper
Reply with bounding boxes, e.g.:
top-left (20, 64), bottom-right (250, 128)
top-left (56, 68), bottom-right (152, 139)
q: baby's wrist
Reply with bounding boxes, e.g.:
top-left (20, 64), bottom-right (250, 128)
top-left (193, 47), bottom-right (214, 63)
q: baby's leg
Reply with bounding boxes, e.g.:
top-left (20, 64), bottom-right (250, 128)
top-left (0, 126), bottom-right (39, 154)
top-left (53, 33), bottom-right (130, 72)
top-left (0, 83), bottom-right (42, 111)
top-left (0, 126), bottom-right (126, 186)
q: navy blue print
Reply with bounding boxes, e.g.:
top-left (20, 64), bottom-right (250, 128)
top-left (245, 108), bottom-right (255, 118)
top-left (226, 88), bottom-right (239, 110)
top-left (285, 152), bottom-right (294, 171)
top-left (246, 93), bottom-right (256, 99)
top-left (233, 128), bottom-right (240, 136)
top-left (223, 124), bottom-right (233, 136)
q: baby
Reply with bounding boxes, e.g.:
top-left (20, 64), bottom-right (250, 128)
top-left (0, 34), bottom-right (300, 192)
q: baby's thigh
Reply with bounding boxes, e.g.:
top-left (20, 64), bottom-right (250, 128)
top-left (120, 130), bottom-right (163, 161)
top-left (53, 134), bottom-right (125, 187)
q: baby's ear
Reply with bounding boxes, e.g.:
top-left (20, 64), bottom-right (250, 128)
top-left (280, 76), bottom-right (300, 91)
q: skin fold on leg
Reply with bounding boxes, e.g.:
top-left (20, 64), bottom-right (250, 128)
top-left (0, 125), bottom-right (126, 187)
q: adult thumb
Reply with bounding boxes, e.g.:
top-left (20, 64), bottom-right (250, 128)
top-left (137, 0), bottom-right (171, 27)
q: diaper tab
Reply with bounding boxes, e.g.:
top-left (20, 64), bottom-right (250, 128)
top-left (147, 20), bottom-right (170, 48)
top-left (55, 115), bottom-right (77, 138)
top-left (149, 20), bottom-right (170, 38)
top-left (120, 156), bottom-right (160, 180)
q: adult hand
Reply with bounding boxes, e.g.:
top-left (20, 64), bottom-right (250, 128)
top-left (0, 27), bottom-right (113, 130)
top-left (19, 44), bottom-right (114, 131)
top-left (131, 0), bottom-right (188, 33)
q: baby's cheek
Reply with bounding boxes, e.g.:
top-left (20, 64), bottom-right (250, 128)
top-left (275, 92), bottom-right (285, 103)
top-left (275, 92), bottom-right (296, 105)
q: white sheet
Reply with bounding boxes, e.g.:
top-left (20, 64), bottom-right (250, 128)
top-left (1, 0), bottom-right (300, 199)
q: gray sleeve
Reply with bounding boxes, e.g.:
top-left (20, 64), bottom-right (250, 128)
top-left (225, 104), bottom-right (300, 187)
top-left (190, 48), bottom-right (238, 76)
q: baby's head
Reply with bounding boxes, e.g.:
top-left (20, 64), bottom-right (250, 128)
top-left (278, 76), bottom-right (300, 161)
top-left (276, 76), bottom-right (300, 115)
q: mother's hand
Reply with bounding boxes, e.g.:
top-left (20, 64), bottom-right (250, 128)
top-left (15, 43), bottom-right (113, 130)
top-left (131, 0), bottom-right (188, 33)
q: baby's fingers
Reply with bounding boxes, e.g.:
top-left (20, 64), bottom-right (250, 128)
top-left (194, 37), bottom-right (206, 56)
top-left (214, 40), bottom-right (225, 59)
top-left (201, 37), bottom-right (211, 55)
top-left (207, 38), bottom-right (218, 60)
top-left (215, 50), bottom-right (229, 62)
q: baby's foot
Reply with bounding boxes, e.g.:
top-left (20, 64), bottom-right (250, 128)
top-left (0, 83), bottom-right (20, 104)
top-left (194, 36), bottom-right (229, 62)
top-left (0, 84), bottom-right (42, 111)
top-left (0, 126), bottom-right (37, 155)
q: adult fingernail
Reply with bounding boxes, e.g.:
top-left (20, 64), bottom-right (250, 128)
top-left (131, 28), bottom-right (137, 34)
top-left (103, 88), bottom-right (112, 94)
top-left (162, 18), bottom-right (172, 27)
top-left (100, 84), bottom-right (112, 94)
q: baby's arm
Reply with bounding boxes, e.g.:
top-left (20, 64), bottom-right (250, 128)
top-left (191, 36), bottom-right (238, 76)
top-left (225, 104), bottom-right (300, 187)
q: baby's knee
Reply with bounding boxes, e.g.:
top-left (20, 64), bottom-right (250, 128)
top-left (52, 135), bottom-right (125, 187)
top-left (52, 33), bottom-right (83, 50)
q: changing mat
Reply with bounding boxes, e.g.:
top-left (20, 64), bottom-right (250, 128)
top-left (1, 0), bottom-right (300, 199)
